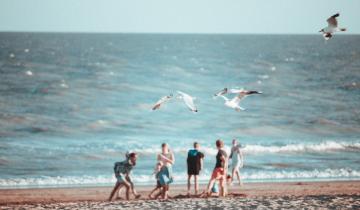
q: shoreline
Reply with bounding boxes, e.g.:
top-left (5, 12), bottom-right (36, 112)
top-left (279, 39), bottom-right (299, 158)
top-left (1, 180), bottom-right (359, 206)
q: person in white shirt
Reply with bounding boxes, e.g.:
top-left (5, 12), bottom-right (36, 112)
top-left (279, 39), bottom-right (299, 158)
top-left (229, 139), bottom-right (244, 185)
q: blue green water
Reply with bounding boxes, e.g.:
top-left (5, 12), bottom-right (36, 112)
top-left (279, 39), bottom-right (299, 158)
top-left (0, 33), bottom-right (359, 188)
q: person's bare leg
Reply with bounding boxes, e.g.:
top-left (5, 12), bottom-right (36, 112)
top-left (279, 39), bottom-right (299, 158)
top-left (164, 185), bottom-right (169, 199)
top-left (231, 167), bottom-right (236, 184)
top-left (187, 174), bottom-right (192, 196)
top-left (115, 185), bottom-right (124, 199)
top-left (219, 178), bottom-right (225, 197)
top-left (224, 177), bottom-right (228, 196)
top-left (108, 182), bottom-right (122, 201)
top-left (125, 185), bottom-right (130, 200)
top-left (206, 178), bottom-right (216, 195)
top-left (154, 187), bottom-right (162, 199)
top-left (236, 170), bottom-right (241, 185)
top-left (148, 186), bottom-right (157, 199)
top-left (194, 175), bottom-right (199, 195)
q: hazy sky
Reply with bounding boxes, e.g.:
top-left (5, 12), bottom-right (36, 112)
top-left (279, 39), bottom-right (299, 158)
top-left (0, 0), bottom-right (359, 34)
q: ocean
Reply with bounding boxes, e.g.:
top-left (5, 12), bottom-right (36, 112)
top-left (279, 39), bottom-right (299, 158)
top-left (0, 33), bottom-right (359, 188)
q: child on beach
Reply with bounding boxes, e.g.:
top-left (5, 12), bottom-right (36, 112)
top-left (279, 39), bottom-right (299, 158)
top-left (108, 152), bottom-right (141, 201)
top-left (148, 162), bottom-right (163, 199)
top-left (199, 181), bottom-right (219, 197)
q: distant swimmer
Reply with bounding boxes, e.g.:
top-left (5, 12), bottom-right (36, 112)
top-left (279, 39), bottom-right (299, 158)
top-left (219, 89), bottom-right (262, 112)
top-left (177, 91), bottom-right (198, 112)
top-left (319, 13), bottom-right (346, 40)
top-left (152, 94), bottom-right (173, 110)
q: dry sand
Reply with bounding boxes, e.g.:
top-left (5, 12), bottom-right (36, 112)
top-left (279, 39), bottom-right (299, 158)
top-left (1, 181), bottom-right (359, 209)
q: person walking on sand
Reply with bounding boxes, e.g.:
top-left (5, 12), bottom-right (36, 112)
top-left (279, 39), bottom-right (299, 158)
top-left (205, 139), bottom-right (228, 197)
top-left (229, 139), bottom-right (244, 186)
top-left (187, 142), bottom-right (204, 196)
top-left (108, 152), bottom-right (140, 201)
top-left (157, 143), bottom-right (175, 200)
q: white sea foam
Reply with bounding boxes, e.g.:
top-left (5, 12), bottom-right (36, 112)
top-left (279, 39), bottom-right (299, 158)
top-left (242, 141), bottom-right (360, 154)
top-left (133, 141), bottom-right (360, 156)
top-left (0, 168), bottom-right (359, 188)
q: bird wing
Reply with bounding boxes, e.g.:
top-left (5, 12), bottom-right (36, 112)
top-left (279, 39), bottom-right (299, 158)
top-left (327, 13), bottom-right (339, 27)
top-left (214, 88), bottom-right (227, 97)
top-left (183, 95), bottom-right (197, 112)
top-left (243, 90), bottom-right (262, 95)
top-left (220, 95), bottom-right (229, 101)
top-left (152, 96), bottom-right (171, 110)
top-left (230, 93), bottom-right (247, 105)
top-left (228, 88), bottom-right (244, 94)
top-left (177, 91), bottom-right (197, 112)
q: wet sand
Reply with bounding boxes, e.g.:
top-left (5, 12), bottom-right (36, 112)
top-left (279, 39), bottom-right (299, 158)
top-left (1, 181), bottom-right (359, 209)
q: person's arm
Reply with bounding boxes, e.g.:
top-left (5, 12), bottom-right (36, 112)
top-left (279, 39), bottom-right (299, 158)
top-left (186, 151), bottom-right (190, 167)
top-left (229, 148), bottom-right (233, 159)
top-left (240, 149), bottom-right (244, 167)
top-left (220, 153), bottom-right (228, 175)
top-left (200, 153), bottom-right (204, 171)
top-left (159, 153), bottom-right (174, 165)
top-left (170, 152), bottom-right (175, 165)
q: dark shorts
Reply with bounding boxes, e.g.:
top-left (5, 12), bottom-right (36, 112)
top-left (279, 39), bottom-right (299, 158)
top-left (187, 163), bottom-right (201, 175)
top-left (187, 167), bottom-right (200, 175)
top-left (156, 180), bottom-right (161, 188)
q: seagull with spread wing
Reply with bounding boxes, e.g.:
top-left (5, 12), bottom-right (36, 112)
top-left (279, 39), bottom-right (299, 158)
top-left (219, 89), bottom-right (262, 112)
top-left (319, 13), bottom-right (346, 40)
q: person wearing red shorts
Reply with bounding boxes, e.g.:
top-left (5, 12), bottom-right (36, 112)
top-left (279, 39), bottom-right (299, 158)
top-left (205, 139), bottom-right (228, 197)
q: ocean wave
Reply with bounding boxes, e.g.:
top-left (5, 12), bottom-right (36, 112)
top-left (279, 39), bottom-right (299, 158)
top-left (0, 168), bottom-right (359, 188)
top-left (133, 141), bottom-right (360, 156)
top-left (242, 141), bottom-right (360, 154)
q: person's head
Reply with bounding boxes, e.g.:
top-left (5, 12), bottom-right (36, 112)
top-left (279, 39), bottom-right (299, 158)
top-left (216, 139), bottom-right (224, 149)
top-left (161, 143), bottom-right (168, 153)
top-left (128, 152), bottom-right (137, 166)
top-left (226, 174), bottom-right (231, 183)
top-left (232, 139), bottom-right (238, 146)
top-left (193, 142), bottom-right (200, 149)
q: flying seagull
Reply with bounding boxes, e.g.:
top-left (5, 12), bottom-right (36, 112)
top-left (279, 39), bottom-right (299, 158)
top-left (319, 13), bottom-right (346, 40)
top-left (219, 90), bottom-right (262, 112)
top-left (152, 94), bottom-right (173, 110)
top-left (177, 91), bottom-right (198, 112)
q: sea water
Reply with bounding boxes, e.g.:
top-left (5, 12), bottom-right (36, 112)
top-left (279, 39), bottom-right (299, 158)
top-left (0, 33), bottom-right (359, 188)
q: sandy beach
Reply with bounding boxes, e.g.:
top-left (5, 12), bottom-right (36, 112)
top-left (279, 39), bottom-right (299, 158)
top-left (1, 181), bottom-right (359, 209)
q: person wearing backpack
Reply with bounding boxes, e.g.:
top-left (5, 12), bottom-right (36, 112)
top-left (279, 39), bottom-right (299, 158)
top-left (187, 142), bottom-right (204, 196)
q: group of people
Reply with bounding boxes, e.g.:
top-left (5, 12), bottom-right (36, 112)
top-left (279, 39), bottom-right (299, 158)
top-left (108, 139), bottom-right (244, 201)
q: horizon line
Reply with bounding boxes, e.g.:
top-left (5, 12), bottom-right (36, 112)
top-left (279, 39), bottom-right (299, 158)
top-left (0, 30), bottom-right (359, 35)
